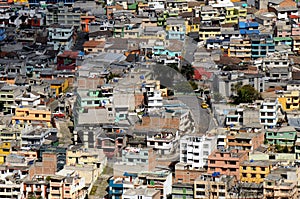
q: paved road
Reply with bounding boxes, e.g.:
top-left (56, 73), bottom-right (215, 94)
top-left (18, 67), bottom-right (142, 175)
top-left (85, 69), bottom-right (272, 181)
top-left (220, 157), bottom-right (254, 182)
top-left (176, 95), bottom-right (215, 134)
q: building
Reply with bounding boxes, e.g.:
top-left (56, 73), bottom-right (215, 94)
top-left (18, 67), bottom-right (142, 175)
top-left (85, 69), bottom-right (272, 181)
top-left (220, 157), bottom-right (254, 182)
top-left (48, 170), bottom-right (86, 199)
top-left (194, 173), bottom-right (235, 199)
top-left (0, 84), bottom-right (22, 115)
top-left (46, 6), bottom-right (81, 27)
top-left (180, 135), bottom-right (217, 169)
top-left (228, 38), bottom-right (252, 61)
top-left (226, 129), bottom-right (264, 151)
top-left (47, 24), bottom-right (74, 51)
top-left (21, 127), bottom-right (57, 148)
top-left (259, 98), bottom-right (282, 128)
top-left (66, 145), bottom-right (107, 173)
top-left (12, 106), bottom-right (52, 128)
top-left (138, 170), bottom-right (172, 199)
top-left (263, 173), bottom-right (298, 199)
top-left (175, 162), bottom-right (206, 184)
top-left (172, 183), bottom-right (193, 199)
top-left (207, 149), bottom-right (248, 180)
top-left (278, 90), bottom-right (300, 111)
top-left (240, 160), bottom-right (273, 183)
top-left (250, 34), bottom-right (275, 59)
top-left (122, 188), bottom-right (161, 199)
top-left (0, 141), bottom-right (11, 164)
top-left (265, 126), bottom-right (297, 151)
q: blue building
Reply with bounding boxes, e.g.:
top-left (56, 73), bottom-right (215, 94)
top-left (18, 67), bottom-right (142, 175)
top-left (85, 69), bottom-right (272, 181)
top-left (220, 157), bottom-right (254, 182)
top-left (239, 21), bottom-right (260, 35)
top-left (250, 34), bottom-right (275, 58)
top-left (0, 28), bottom-right (6, 42)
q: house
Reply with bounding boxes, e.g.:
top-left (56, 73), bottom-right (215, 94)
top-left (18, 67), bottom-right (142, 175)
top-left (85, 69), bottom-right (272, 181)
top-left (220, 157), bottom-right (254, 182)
top-left (83, 39), bottom-right (105, 54)
top-left (226, 129), bottom-right (264, 151)
top-left (57, 51), bottom-right (81, 71)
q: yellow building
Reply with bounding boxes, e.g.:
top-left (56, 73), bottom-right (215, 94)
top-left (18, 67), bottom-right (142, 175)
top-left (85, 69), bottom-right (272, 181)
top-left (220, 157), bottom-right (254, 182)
top-left (0, 141), bottom-right (11, 164)
top-left (0, 128), bottom-right (21, 145)
top-left (224, 7), bottom-right (247, 24)
top-left (240, 160), bottom-right (273, 183)
top-left (45, 78), bottom-right (69, 97)
top-left (185, 21), bottom-right (200, 35)
top-left (278, 90), bottom-right (300, 111)
top-left (66, 146), bottom-right (106, 167)
top-left (12, 107), bottom-right (52, 128)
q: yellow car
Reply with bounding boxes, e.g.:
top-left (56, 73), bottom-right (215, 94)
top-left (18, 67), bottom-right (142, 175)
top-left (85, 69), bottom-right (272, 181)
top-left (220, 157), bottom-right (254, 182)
top-left (201, 102), bottom-right (208, 109)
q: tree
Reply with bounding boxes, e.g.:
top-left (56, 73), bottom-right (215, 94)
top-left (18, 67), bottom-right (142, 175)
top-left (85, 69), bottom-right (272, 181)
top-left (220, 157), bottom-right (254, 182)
top-left (180, 64), bottom-right (194, 80)
top-left (233, 85), bottom-right (261, 104)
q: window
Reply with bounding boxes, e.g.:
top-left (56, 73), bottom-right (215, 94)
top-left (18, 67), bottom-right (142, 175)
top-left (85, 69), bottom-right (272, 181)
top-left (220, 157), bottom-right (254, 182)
top-left (87, 101), bottom-right (92, 105)
top-left (35, 114), bottom-right (39, 118)
top-left (210, 160), bottom-right (215, 164)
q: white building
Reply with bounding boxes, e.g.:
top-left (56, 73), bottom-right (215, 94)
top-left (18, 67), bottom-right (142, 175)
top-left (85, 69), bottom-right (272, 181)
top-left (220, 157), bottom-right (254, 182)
top-left (15, 92), bottom-right (40, 107)
top-left (122, 188), bottom-right (161, 199)
top-left (47, 25), bottom-right (74, 51)
top-left (180, 135), bottom-right (217, 169)
top-left (259, 98), bottom-right (281, 128)
top-left (147, 130), bottom-right (179, 155)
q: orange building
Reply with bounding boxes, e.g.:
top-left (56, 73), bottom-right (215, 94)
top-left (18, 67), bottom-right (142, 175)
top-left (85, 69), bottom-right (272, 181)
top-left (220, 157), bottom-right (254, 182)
top-left (207, 149), bottom-right (248, 180)
top-left (80, 15), bottom-right (95, 32)
top-left (12, 107), bottom-right (52, 128)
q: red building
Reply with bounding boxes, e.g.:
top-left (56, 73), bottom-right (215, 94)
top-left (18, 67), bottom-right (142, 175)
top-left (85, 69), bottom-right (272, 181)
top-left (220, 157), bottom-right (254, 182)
top-left (57, 51), bottom-right (80, 71)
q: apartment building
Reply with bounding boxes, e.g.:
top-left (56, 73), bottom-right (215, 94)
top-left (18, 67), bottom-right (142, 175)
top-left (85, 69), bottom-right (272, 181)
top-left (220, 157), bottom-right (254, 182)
top-left (165, 18), bottom-right (186, 40)
top-left (48, 170), bottom-right (86, 199)
top-left (146, 129), bottom-right (179, 155)
top-left (23, 176), bottom-right (49, 199)
top-left (265, 126), bottom-right (297, 151)
top-left (240, 160), bottom-right (273, 183)
top-left (207, 149), bottom-right (248, 180)
top-left (180, 135), bottom-right (217, 169)
top-left (172, 183), bottom-right (193, 199)
top-left (259, 98), bottom-right (281, 128)
top-left (47, 24), bottom-right (74, 51)
top-left (199, 20), bottom-right (221, 41)
top-left (12, 106), bottom-right (52, 128)
top-left (228, 38), bottom-right (252, 61)
top-left (46, 6), bottom-right (81, 27)
top-left (263, 174), bottom-right (298, 199)
top-left (226, 130), bottom-right (264, 151)
top-left (250, 34), bottom-right (275, 59)
top-left (194, 173), bottom-right (235, 199)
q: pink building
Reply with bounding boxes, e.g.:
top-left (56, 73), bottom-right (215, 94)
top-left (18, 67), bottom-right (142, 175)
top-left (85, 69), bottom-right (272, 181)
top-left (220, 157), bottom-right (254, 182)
top-left (207, 149), bottom-right (248, 180)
